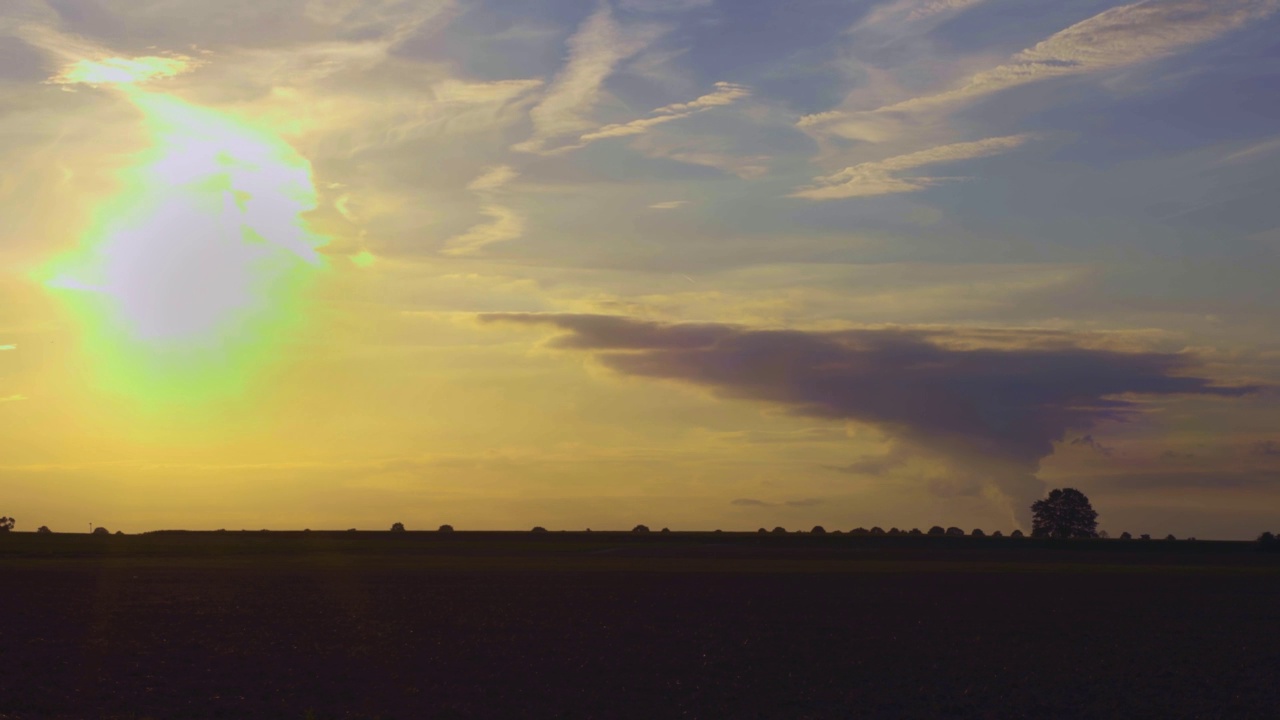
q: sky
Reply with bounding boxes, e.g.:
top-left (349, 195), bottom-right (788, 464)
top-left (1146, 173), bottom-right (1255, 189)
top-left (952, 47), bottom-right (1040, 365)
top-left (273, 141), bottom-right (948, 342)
top-left (2, 0), bottom-right (1279, 537)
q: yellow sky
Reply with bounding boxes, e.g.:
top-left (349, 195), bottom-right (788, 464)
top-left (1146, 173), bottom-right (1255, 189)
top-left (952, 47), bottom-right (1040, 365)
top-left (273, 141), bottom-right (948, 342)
top-left (2, 2), bottom-right (1279, 539)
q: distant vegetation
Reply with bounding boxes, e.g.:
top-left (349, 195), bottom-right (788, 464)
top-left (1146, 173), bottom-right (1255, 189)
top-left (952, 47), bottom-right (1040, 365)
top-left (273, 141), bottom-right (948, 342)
top-left (8, 488), bottom-right (1276, 544)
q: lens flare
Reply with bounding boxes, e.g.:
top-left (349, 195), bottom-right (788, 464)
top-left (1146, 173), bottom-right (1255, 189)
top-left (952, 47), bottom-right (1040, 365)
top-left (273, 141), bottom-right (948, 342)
top-left (43, 59), bottom-right (328, 404)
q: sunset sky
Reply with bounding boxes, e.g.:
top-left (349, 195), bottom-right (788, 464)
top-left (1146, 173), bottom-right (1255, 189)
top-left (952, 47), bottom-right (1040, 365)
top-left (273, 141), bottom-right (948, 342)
top-left (2, 0), bottom-right (1278, 537)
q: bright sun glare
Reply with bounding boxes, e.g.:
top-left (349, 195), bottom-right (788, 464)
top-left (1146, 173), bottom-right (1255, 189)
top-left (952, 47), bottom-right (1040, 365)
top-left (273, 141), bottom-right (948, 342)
top-left (43, 56), bottom-right (328, 401)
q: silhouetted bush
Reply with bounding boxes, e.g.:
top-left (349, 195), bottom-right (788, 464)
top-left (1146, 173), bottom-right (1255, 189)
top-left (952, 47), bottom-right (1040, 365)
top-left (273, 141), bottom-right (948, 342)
top-left (945, 527), bottom-right (964, 536)
top-left (909, 528), bottom-right (923, 535)
top-left (531, 526), bottom-right (548, 533)
top-left (390, 522), bottom-right (406, 532)
top-left (990, 530), bottom-right (1003, 537)
top-left (851, 527), bottom-right (870, 535)
top-left (92, 527), bottom-right (109, 535)
top-left (633, 525), bottom-right (650, 533)
top-left (1010, 529), bottom-right (1024, 538)
top-left (1257, 532), bottom-right (1277, 552)
top-left (115, 531), bottom-right (123, 536)
top-left (1165, 534), bottom-right (1176, 541)
top-left (927, 526), bottom-right (945, 536)
top-left (1140, 534), bottom-right (1151, 540)
top-left (0, 516), bottom-right (13, 532)
top-left (831, 529), bottom-right (842, 534)
top-left (37, 526), bottom-right (51, 534)
top-left (866, 526), bottom-right (882, 535)
top-left (811, 525), bottom-right (826, 534)
top-left (1119, 532), bottom-right (1132, 540)
top-left (757, 528), bottom-right (767, 534)
top-left (771, 527), bottom-right (787, 534)
top-left (971, 528), bottom-right (985, 537)
top-left (660, 527), bottom-right (671, 533)
top-left (438, 524), bottom-right (454, 533)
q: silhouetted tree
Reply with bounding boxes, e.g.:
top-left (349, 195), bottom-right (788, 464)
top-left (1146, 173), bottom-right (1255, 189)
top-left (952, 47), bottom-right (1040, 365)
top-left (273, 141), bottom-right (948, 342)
top-left (92, 527), bottom-right (109, 535)
top-left (908, 528), bottom-right (923, 535)
top-left (945, 527), bottom-right (964, 536)
top-left (888, 528), bottom-right (902, 535)
top-left (831, 529), bottom-right (843, 534)
top-left (437, 524), bottom-right (454, 533)
top-left (927, 526), bottom-right (945, 536)
top-left (633, 525), bottom-right (650, 533)
top-left (870, 527), bottom-right (885, 535)
top-left (531, 526), bottom-right (548, 533)
top-left (757, 528), bottom-right (767, 534)
top-left (390, 522), bottom-right (406, 532)
top-left (771, 527), bottom-right (787, 534)
top-left (811, 525), bottom-right (826, 534)
top-left (1140, 534), bottom-right (1151, 540)
top-left (1257, 532), bottom-right (1277, 552)
top-left (1030, 488), bottom-right (1098, 539)
top-left (660, 527), bottom-right (671, 533)
top-left (991, 530), bottom-right (1003, 537)
top-left (0, 516), bottom-right (13, 532)
top-left (114, 531), bottom-right (123, 536)
top-left (37, 526), bottom-right (51, 534)
top-left (1119, 532), bottom-right (1132, 540)
top-left (1098, 530), bottom-right (1110, 539)
top-left (1010, 529), bottom-right (1024, 538)
top-left (1165, 534), bottom-right (1176, 541)
top-left (852, 527), bottom-right (870, 535)
top-left (971, 528), bottom-right (985, 537)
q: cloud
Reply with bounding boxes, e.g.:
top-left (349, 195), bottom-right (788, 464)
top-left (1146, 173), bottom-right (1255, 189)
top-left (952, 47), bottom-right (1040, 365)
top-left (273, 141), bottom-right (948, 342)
top-left (1071, 434), bottom-right (1114, 457)
top-left (0, 395), bottom-right (26, 404)
top-left (649, 200), bottom-right (689, 210)
top-left (576, 82), bottom-right (749, 145)
top-left (466, 165), bottom-right (519, 192)
top-left (0, 345), bottom-right (14, 351)
top-left (730, 497), bottom-right (824, 507)
top-left (853, 0), bottom-right (990, 33)
top-left (480, 313), bottom-right (1259, 518)
top-left (805, 0), bottom-right (1280, 141)
top-left (512, 5), bottom-right (664, 154)
top-left (443, 165), bottom-right (524, 256)
top-left (1252, 440), bottom-right (1280, 457)
top-left (790, 134), bottom-right (1031, 200)
top-left (442, 206), bottom-right (523, 256)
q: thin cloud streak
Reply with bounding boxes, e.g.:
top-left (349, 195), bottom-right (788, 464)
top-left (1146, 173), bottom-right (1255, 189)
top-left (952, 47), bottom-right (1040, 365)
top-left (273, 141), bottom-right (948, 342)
top-left (791, 135), bottom-right (1032, 199)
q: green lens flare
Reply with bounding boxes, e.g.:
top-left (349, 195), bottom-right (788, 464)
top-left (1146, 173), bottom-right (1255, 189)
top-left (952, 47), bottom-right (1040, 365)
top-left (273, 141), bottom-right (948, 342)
top-left (43, 81), bottom-right (328, 405)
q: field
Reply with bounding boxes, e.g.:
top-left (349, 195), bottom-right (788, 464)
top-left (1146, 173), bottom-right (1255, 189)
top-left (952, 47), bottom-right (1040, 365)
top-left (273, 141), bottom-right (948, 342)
top-left (1, 531), bottom-right (1278, 719)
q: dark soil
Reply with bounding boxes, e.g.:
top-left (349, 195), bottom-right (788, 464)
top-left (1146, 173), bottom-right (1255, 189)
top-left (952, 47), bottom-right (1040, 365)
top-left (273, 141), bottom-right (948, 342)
top-left (2, 532), bottom-right (1277, 719)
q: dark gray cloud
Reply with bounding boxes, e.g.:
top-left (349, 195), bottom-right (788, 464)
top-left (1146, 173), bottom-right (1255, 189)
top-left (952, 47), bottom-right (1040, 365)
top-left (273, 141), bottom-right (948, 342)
top-left (1071, 434), bottom-right (1114, 456)
top-left (1251, 440), bottom-right (1280, 457)
top-left (482, 313), bottom-right (1259, 516)
top-left (730, 497), bottom-right (823, 507)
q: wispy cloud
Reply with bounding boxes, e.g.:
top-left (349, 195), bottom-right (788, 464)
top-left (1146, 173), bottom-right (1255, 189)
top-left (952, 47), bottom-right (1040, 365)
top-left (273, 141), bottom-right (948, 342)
top-left (806, 0), bottom-right (1280, 142)
top-left (512, 5), bottom-right (664, 154)
top-left (443, 165), bottom-right (523, 256)
top-left (649, 200), bottom-right (689, 210)
top-left (0, 395), bottom-right (26, 404)
top-left (790, 134), bottom-right (1032, 200)
top-left (575, 82), bottom-right (750, 145)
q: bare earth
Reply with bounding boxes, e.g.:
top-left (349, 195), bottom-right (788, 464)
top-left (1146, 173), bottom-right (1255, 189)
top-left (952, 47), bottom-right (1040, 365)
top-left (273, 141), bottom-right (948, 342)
top-left (1, 532), bottom-right (1277, 719)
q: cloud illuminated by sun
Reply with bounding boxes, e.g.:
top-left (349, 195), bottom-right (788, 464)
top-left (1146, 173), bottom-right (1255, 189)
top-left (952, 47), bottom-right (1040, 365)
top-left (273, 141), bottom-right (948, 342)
top-left (50, 55), bottom-right (199, 86)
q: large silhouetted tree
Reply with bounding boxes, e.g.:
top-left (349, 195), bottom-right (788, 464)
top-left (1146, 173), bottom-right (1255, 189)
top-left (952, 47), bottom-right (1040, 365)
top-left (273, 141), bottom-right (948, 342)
top-left (0, 516), bottom-right (13, 532)
top-left (1031, 488), bottom-right (1098, 539)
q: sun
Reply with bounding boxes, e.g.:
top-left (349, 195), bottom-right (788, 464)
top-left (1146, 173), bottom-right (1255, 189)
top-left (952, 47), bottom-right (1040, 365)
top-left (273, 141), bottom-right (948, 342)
top-left (42, 56), bottom-right (329, 402)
